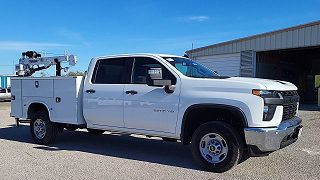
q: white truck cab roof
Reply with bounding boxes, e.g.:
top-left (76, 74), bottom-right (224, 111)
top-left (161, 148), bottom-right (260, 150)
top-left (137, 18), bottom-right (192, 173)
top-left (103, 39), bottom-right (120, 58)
top-left (93, 53), bottom-right (183, 60)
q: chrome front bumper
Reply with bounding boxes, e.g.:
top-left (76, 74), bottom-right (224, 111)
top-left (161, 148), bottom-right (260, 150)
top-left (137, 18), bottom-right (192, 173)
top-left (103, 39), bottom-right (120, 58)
top-left (244, 117), bottom-right (302, 152)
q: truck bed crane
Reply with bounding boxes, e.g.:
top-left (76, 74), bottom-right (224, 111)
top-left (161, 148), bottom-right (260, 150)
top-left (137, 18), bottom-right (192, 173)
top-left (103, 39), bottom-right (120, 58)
top-left (15, 51), bottom-right (77, 76)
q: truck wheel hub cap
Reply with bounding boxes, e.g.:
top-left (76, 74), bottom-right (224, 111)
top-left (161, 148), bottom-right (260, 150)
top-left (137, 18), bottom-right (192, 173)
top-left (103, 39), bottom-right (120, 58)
top-left (34, 119), bottom-right (46, 139)
top-left (199, 133), bottom-right (228, 164)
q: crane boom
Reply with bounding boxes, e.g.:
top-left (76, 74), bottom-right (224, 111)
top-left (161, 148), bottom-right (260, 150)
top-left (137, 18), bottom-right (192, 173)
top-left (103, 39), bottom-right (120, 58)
top-left (15, 51), bottom-right (77, 76)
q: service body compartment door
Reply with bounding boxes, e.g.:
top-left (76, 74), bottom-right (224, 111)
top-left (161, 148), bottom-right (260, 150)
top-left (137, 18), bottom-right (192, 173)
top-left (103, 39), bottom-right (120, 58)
top-left (22, 79), bottom-right (54, 97)
top-left (52, 77), bottom-right (85, 125)
top-left (10, 78), bottom-right (22, 117)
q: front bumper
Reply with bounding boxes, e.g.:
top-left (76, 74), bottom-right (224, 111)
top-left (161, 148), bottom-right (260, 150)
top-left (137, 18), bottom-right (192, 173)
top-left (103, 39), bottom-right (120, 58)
top-left (244, 116), bottom-right (302, 152)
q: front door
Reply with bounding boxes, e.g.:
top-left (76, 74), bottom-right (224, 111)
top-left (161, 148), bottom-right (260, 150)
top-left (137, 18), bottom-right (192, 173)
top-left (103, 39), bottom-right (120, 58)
top-left (124, 57), bottom-right (180, 134)
top-left (83, 57), bottom-right (131, 127)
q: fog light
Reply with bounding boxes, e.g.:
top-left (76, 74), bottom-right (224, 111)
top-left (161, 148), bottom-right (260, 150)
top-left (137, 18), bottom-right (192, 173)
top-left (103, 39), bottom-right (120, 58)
top-left (263, 105), bottom-right (277, 121)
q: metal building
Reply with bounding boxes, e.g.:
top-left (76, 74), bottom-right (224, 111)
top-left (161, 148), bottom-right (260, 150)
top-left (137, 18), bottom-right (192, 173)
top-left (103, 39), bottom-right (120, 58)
top-left (186, 20), bottom-right (320, 103)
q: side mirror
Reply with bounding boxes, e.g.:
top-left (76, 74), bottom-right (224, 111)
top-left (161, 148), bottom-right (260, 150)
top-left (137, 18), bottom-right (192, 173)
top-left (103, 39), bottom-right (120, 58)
top-left (147, 67), bottom-right (175, 93)
top-left (148, 68), bottom-right (163, 80)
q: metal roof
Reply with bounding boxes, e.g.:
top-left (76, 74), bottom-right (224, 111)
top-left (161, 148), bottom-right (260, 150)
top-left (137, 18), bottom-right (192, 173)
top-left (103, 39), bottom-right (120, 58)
top-left (186, 20), bottom-right (320, 57)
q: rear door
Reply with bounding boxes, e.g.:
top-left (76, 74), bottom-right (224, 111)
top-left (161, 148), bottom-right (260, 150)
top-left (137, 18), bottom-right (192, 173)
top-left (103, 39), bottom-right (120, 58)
top-left (83, 57), bottom-right (132, 127)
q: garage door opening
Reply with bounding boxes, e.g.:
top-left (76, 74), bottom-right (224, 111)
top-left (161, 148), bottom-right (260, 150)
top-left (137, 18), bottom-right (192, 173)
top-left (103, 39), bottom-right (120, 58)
top-left (256, 46), bottom-right (320, 103)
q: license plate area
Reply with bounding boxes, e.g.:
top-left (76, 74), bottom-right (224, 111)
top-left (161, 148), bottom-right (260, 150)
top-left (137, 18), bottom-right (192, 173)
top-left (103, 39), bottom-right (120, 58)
top-left (292, 125), bottom-right (303, 139)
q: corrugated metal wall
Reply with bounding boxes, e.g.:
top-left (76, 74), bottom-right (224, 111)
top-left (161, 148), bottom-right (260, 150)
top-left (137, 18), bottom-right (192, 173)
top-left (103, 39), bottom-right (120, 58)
top-left (240, 51), bottom-right (255, 77)
top-left (187, 21), bottom-right (320, 57)
top-left (196, 53), bottom-right (241, 76)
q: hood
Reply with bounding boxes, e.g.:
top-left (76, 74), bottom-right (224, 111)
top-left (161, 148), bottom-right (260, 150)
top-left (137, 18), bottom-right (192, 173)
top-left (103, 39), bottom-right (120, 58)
top-left (228, 77), bottom-right (297, 91)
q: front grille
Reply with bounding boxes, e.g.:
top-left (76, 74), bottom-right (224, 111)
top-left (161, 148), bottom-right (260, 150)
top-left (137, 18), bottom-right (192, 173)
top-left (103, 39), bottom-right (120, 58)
top-left (279, 90), bottom-right (298, 97)
top-left (280, 90), bottom-right (299, 120)
top-left (282, 103), bottom-right (298, 120)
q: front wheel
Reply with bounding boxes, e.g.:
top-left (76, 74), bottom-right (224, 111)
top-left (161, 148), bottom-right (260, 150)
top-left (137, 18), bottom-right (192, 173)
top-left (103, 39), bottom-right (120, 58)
top-left (191, 121), bottom-right (243, 173)
top-left (30, 111), bottom-right (58, 145)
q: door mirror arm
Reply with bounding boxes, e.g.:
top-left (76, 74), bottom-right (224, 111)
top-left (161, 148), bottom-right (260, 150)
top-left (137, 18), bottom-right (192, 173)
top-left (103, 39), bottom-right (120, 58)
top-left (164, 85), bottom-right (175, 94)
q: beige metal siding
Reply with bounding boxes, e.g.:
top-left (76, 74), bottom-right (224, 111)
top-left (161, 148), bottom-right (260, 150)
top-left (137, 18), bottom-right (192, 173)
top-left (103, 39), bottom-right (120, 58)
top-left (305, 26), bottom-right (312, 46)
top-left (196, 53), bottom-right (241, 76)
top-left (187, 21), bottom-right (320, 58)
top-left (317, 24), bottom-right (320, 43)
top-left (281, 31), bottom-right (287, 48)
top-left (311, 25), bottom-right (318, 45)
top-left (287, 30), bottom-right (293, 48)
top-left (298, 28), bottom-right (305, 47)
top-left (292, 29), bottom-right (299, 47)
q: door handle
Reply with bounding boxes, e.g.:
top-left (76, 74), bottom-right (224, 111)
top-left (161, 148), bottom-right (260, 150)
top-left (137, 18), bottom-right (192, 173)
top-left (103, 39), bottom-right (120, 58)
top-left (85, 89), bottom-right (96, 93)
top-left (125, 90), bottom-right (138, 95)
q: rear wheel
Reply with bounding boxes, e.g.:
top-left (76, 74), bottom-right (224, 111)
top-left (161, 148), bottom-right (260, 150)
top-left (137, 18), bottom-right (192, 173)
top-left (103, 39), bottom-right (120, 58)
top-left (30, 111), bottom-right (58, 145)
top-left (87, 128), bottom-right (105, 135)
top-left (191, 121), bottom-right (243, 173)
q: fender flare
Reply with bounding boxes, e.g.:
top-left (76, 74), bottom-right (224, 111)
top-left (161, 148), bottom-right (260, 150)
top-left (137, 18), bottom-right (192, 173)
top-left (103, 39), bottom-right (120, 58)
top-left (180, 103), bottom-right (248, 143)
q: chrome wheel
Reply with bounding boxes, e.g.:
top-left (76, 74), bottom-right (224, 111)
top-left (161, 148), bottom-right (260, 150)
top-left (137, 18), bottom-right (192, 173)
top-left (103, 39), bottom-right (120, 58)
top-left (33, 119), bottom-right (46, 139)
top-left (199, 133), bottom-right (228, 164)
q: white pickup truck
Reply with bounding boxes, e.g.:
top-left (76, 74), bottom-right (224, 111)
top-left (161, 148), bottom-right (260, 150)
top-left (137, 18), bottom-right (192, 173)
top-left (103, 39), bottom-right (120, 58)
top-left (11, 53), bottom-right (302, 172)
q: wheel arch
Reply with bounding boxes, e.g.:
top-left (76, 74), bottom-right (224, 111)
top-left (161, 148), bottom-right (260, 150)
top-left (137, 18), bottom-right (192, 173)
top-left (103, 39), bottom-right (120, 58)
top-left (27, 102), bottom-right (50, 119)
top-left (180, 104), bottom-right (248, 145)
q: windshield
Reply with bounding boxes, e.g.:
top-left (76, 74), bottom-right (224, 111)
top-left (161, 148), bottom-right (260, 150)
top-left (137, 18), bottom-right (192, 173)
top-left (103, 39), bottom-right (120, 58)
top-left (163, 57), bottom-right (220, 78)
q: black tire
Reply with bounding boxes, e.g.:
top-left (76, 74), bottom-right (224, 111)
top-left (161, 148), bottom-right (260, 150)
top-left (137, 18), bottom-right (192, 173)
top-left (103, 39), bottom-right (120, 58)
top-left (87, 128), bottom-right (105, 135)
top-left (66, 127), bottom-right (78, 131)
top-left (191, 121), bottom-right (243, 173)
top-left (162, 137), bottom-right (178, 142)
top-left (30, 111), bottom-right (58, 145)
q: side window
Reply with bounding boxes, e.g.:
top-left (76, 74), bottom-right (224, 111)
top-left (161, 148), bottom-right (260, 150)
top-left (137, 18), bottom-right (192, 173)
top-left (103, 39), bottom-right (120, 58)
top-left (92, 58), bottom-right (131, 84)
top-left (132, 57), bottom-right (176, 84)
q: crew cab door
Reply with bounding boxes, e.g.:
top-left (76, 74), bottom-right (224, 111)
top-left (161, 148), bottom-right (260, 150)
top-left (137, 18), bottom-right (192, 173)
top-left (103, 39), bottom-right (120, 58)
top-left (83, 57), bottom-right (131, 127)
top-left (123, 57), bottom-right (180, 134)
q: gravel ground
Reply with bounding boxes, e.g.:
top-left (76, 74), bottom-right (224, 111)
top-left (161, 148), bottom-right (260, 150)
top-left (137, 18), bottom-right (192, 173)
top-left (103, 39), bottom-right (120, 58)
top-left (0, 102), bottom-right (319, 180)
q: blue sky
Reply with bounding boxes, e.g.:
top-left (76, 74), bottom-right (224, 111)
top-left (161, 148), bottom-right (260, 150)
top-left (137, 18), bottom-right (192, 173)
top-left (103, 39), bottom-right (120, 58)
top-left (0, 0), bottom-right (319, 74)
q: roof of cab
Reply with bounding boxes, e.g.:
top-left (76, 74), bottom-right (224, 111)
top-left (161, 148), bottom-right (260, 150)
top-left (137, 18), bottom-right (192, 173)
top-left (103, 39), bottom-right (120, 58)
top-left (93, 53), bottom-right (183, 60)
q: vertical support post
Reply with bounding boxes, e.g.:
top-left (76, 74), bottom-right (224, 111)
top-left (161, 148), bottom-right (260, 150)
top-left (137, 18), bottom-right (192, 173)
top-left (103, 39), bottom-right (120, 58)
top-left (55, 59), bottom-right (61, 76)
top-left (253, 51), bottom-right (257, 78)
top-left (15, 118), bottom-right (19, 126)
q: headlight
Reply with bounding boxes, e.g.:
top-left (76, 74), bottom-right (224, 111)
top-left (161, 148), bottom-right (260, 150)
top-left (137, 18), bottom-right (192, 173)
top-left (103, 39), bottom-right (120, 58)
top-left (252, 89), bottom-right (279, 121)
top-left (252, 89), bottom-right (279, 98)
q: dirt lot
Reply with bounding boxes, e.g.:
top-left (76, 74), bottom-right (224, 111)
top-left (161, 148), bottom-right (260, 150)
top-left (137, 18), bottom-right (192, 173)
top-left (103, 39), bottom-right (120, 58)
top-left (0, 102), bottom-right (319, 179)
